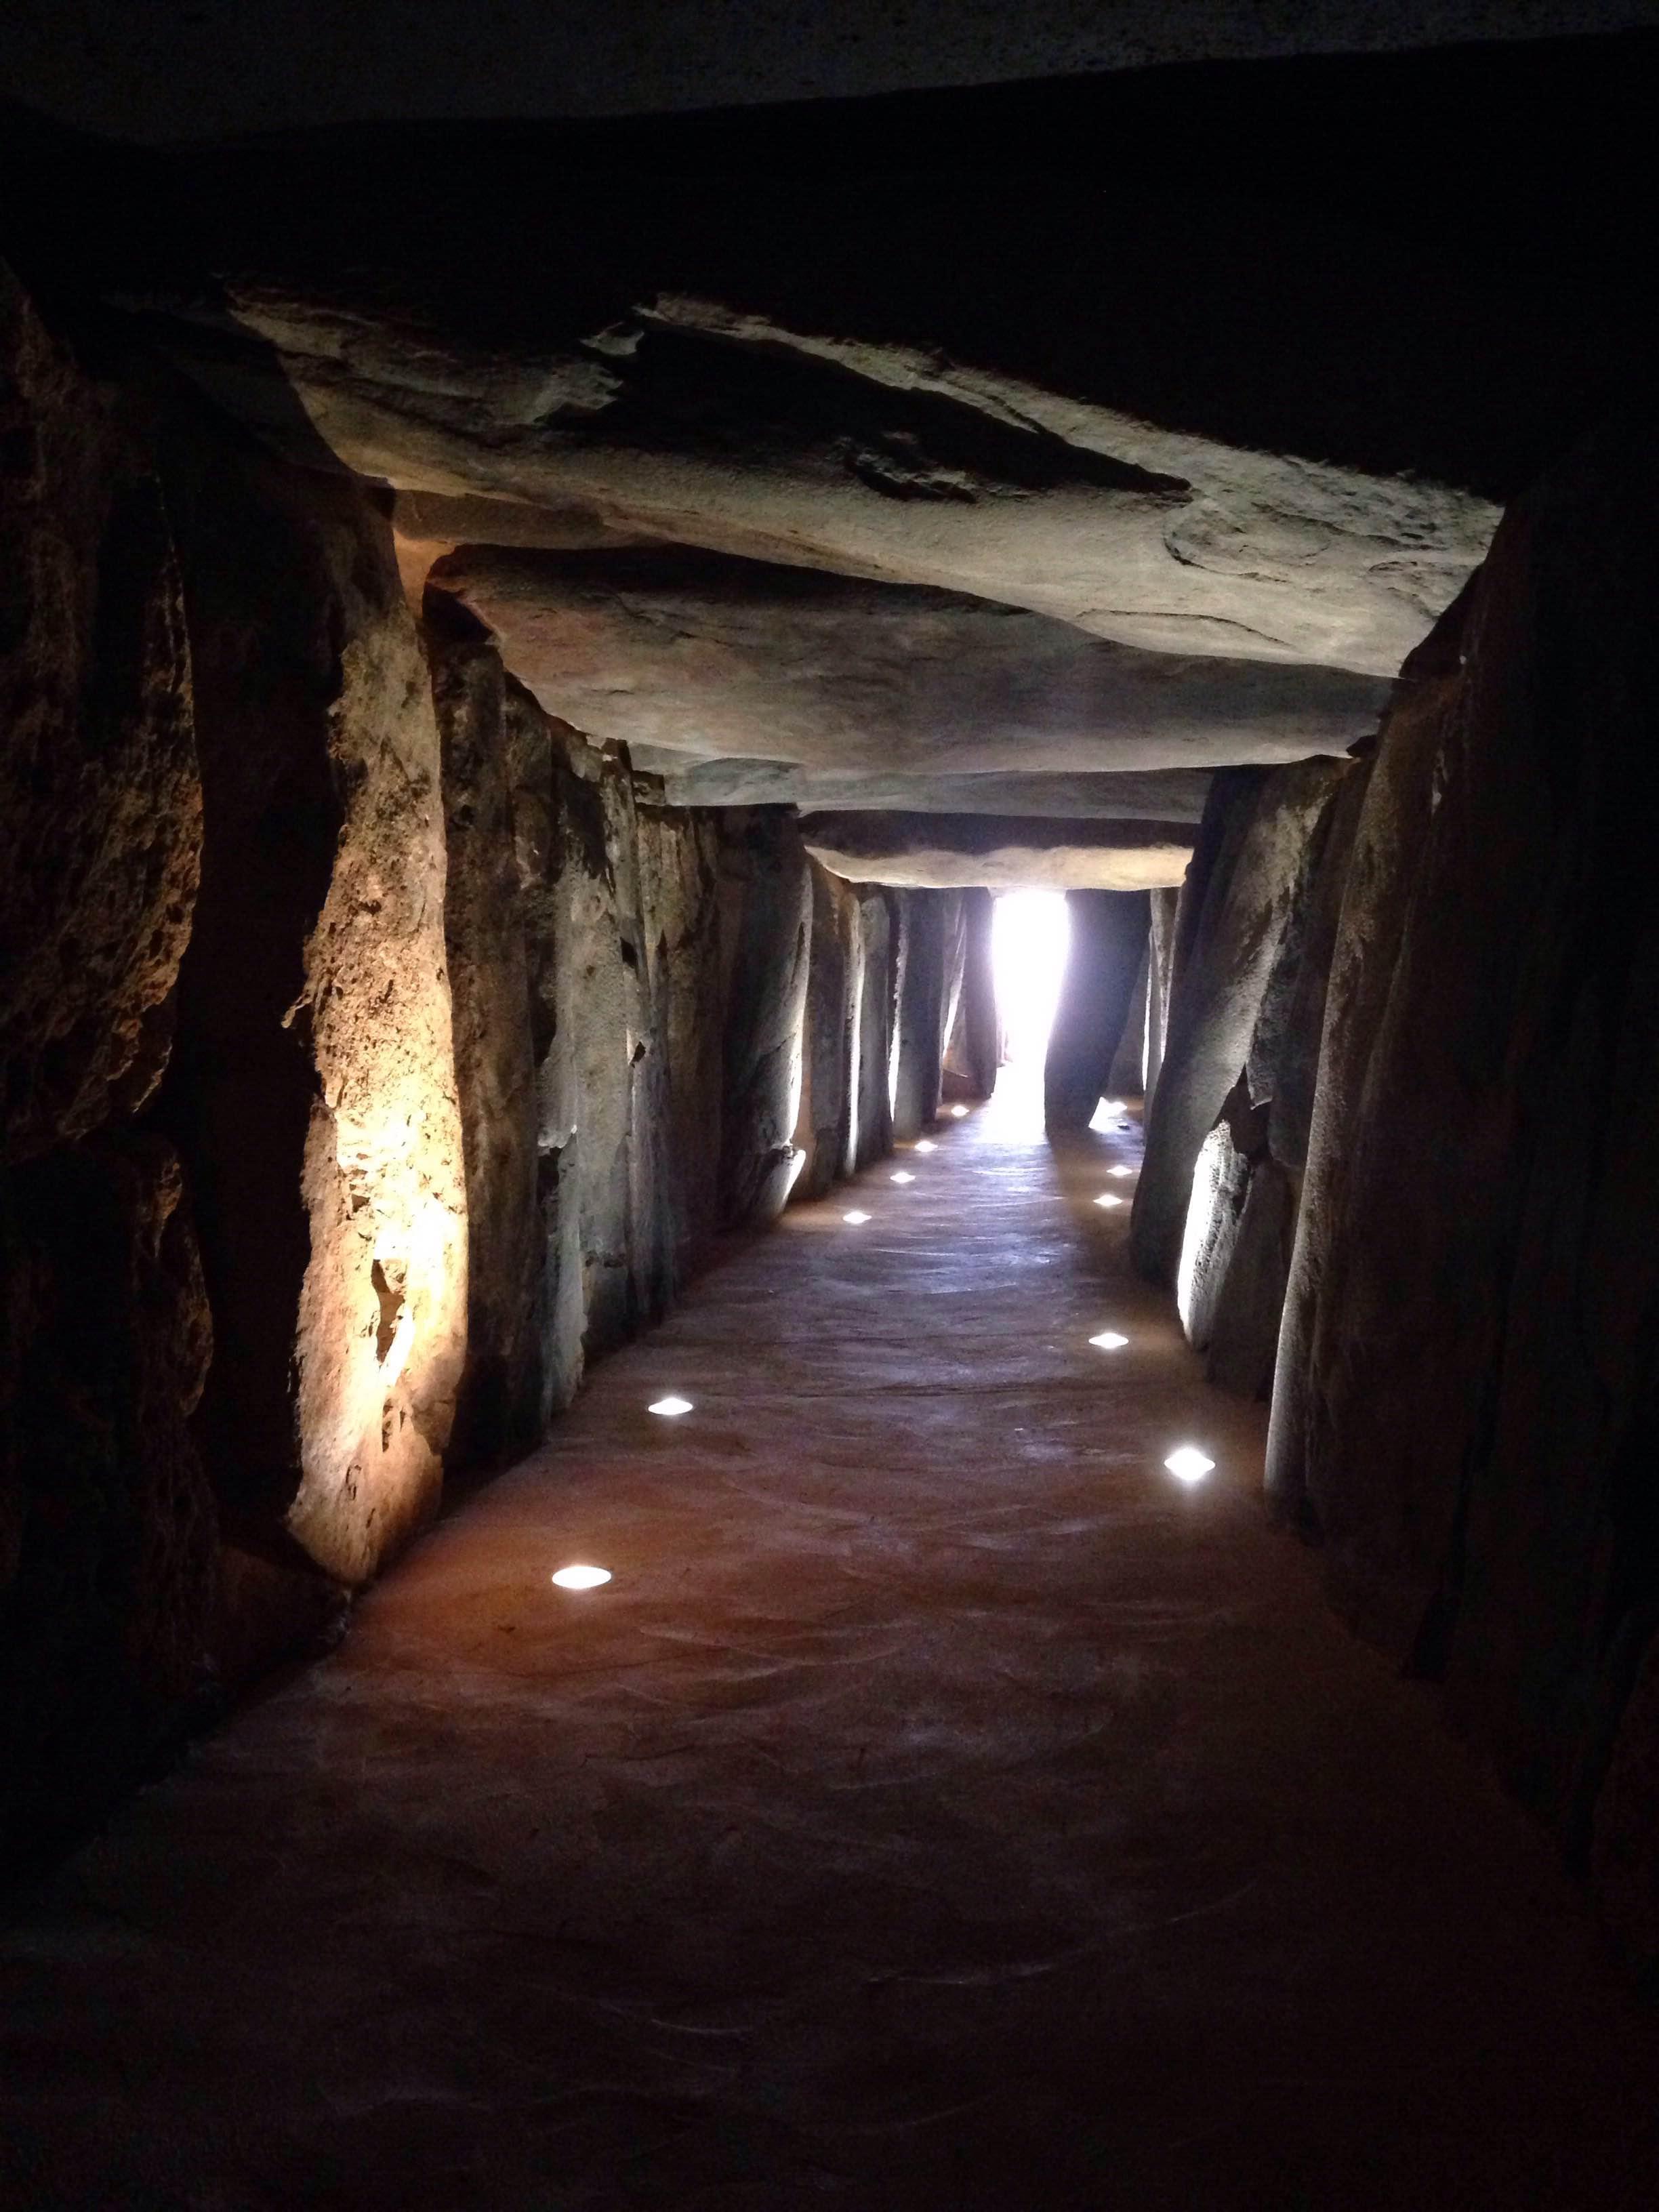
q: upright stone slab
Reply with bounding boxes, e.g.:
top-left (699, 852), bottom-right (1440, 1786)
top-left (1143, 887), bottom-right (1179, 1111)
top-left (718, 812), bottom-right (813, 1226)
top-left (1131, 760), bottom-right (1345, 1287)
top-left (1044, 891), bottom-right (1149, 1132)
top-left (853, 890), bottom-right (896, 1167)
top-left (430, 613), bottom-right (542, 1467)
top-left (1263, 435), bottom-right (1659, 1972)
top-left (891, 890), bottom-right (951, 1140)
top-left (945, 888), bottom-right (1000, 1101)
top-left (152, 403), bottom-right (468, 1592)
top-left (794, 863), bottom-right (859, 1202)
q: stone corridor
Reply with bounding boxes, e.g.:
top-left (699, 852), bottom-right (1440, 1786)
top-left (3, 1086), bottom-right (1658, 2210)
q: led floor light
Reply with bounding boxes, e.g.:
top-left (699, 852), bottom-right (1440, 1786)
top-left (552, 1564), bottom-right (611, 1591)
top-left (649, 1395), bottom-right (693, 1418)
top-left (1090, 1331), bottom-right (1129, 1351)
top-left (1164, 1446), bottom-right (1215, 1486)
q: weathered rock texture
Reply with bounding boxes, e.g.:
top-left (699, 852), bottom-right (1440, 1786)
top-left (438, 637), bottom-right (733, 1416)
top-left (891, 892), bottom-right (960, 1141)
top-left (1130, 759), bottom-right (1348, 1286)
top-left (718, 813), bottom-right (813, 1225)
top-left (434, 545), bottom-right (1385, 790)
top-left (1143, 887), bottom-right (1179, 1111)
top-left (151, 399), bottom-right (468, 1593)
top-left (792, 866), bottom-right (867, 1201)
top-left (1044, 893), bottom-right (1150, 1133)
top-left (1165, 758), bottom-right (1365, 1399)
top-left (1, 272), bottom-right (211, 1868)
top-left (0, 263), bottom-right (942, 1877)
top-left (1263, 432), bottom-right (1659, 1971)
top-left (943, 890), bottom-right (1000, 1101)
top-left (1, 266), bottom-right (200, 1164)
top-left (853, 891), bottom-right (897, 1168)
top-left (800, 811), bottom-right (1191, 892)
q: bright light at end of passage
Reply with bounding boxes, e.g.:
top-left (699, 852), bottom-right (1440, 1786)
top-left (950, 1104), bottom-right (968, 1118)
top-left (552, 1563), bottom-right (612, 1591)
top-left (914, 1139), bottom-right (937, 1153)
top-left (649, 1395), bottom-right (693, 1418)
top-left (1094, 1193), bottom-right (1124, 1210)
top-left (1090, 1331), bottom-right (1129, 1351)
top-left (890, 1170), bottom-right (916, 1185)
top-left (1164, 1446), bottom-right (1215, 1486)
top-left (843, 1209), bottom-right (871, 1225)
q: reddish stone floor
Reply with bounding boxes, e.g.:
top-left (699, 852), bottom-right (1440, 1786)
top-left (4, 1078), bottom-right (1658, 2209)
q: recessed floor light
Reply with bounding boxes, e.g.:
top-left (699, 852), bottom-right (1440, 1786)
top-left (950, 1105), bottom-right (968, 1118)
top-left (1094, 1193), bottom-right (1124, 1210)
top-left (1109, 1166), bottom-right (1132, 1179)
top-left (843, 1209), bottom-right (871, 1225)
top-left (649, 1395), bottom-right (693, 1418)
top-left (890, 1170), bottom-right (915, 1185)
top-left (551, 1564), bottom-right (611, 1591)
top-left (914, 1139), bottom-right (937, 1153)
top-left (1090, 1331), bottom-right (1129, 1351)
top-left (1164, 1446), bottom-right (1215, 1486)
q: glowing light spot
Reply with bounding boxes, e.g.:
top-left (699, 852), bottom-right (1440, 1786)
top-left (1094, 1193), bottom-right (1124, 1210)
top-left (649, 1395), bottom-right (693, 1418)
top-left (552, 1564), bottom-right (611, 1591)
top-left (1090, 1330), bottom-right (1129, 1351)
top-left (843, 1209), bottom-right (871, 1225)
top-left (950, 1104), bottom-right (968, 1118)
top-left (914, 1139), bottom-right (937, 1154)
top-left (1164, 1446), bottom-right (1215, 1486)
top-left (890, 1170), bottom-right (916, 1185)
top-left (992, 890), bottom-right (1069, 1071)
top-left (1109, 1165), bottom-right (1133, 1179)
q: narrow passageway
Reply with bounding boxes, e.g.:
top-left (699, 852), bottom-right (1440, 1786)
top-left (5, 1096), bottom-right (1658, 2211)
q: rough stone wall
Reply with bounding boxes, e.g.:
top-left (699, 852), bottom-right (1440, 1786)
top-left (0, 266), bottom-right (938, 1877)
top-left (1261, 432), bottom-right (1659, 1971)
top-left (1, 268), bottom-right (213, 1866)
top-left (854, 890), bottom-right (897, 1167)
top-left (1131, 761), bottom-right (1347, 1286)
top-left (943, 888), bottom-right (1000, 1101)
top-left (891, 890), bottom-right (955, 1141)
top-left (794, 865), bottom-right (859, 1201)
top-left (1143, 886), bottom-right (1179, 1112)
top-left (1044, 891), bottom-right (1149, 1132)
top-left (150, 396), bottom-right (468, 1596)
top-left (718, 811), bottom-right (813, 1226)
top-left (1162, 758), bottom-right (1362, 1400)
top-left (468, 675), bottom-right (727, 1417)
top-left (430, 617), bottom-right (542, 1467)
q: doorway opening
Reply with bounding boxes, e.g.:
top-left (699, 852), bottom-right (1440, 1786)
top-left (990, 890), bottom-right (1070, 1120)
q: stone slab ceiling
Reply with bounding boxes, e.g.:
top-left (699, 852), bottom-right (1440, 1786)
top-left (18, 45), bottom-right (1631, 879)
